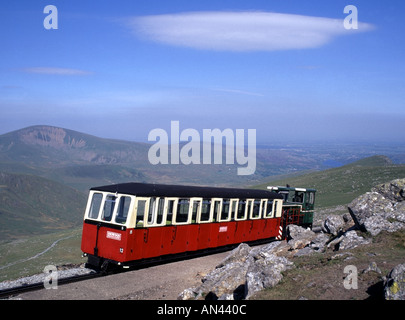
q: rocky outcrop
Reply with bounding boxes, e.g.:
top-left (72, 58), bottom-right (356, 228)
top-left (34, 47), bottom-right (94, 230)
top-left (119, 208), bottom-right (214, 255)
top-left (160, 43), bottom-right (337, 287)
top-left (348, 178), bottom-right (405, 236)
top-left (328, 230), bottom-right (371, 251)
top-left (179, 178), bottom-right (405, 300)
top-left (384, 263), bottom-right (405, 300)
top-left (321, 215), bottom-right (346, 236)
top-left (179, 223), bottom-right (373, 300)
top-left (286, 224), bottom-right (316, 250)
top-left (178, 242), bottom-right (293, 300)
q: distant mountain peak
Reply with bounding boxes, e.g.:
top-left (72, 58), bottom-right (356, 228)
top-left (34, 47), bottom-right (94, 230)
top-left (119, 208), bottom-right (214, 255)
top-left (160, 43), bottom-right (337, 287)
top-left (18, 125), bottom-right (86, 149)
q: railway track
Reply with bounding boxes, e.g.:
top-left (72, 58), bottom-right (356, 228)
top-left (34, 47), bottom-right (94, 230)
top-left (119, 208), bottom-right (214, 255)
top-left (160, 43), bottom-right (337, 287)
top-left (0, 239), bottom-right (266, 299)
top-left (0, 269), bottom-right (103, 299)
top-left (1, 233), bottom-right (319, 300)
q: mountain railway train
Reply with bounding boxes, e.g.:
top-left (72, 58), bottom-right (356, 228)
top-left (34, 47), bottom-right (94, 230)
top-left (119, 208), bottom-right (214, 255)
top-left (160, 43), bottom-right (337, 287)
top-left (81, 182), bottom-right (316, 270)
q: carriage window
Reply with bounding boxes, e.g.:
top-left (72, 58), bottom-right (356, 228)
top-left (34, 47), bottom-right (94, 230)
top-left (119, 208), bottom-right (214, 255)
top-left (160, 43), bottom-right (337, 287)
top-left (102, 195), bottom-right (116, 222)
top-left (244, 199), bottom-right (254, 219)
top-left (265, 200), bottom-right (274, 218)
top-left (274, 199), bottom-right (282, 218)
top-left (200, 199), bottom-right (212, 222)
top-left (115, 196), bottom-right (131, 224)
top-left (148, 197), bottom-right (157, 224)
top-left (259, 199), bottom-right (267, 218)
top-left (176, 199), bottom-right (190, 223)
top-left (146, 197), bottom-right (165, 226)
top-left (230, 199), bottom-right (238, 221)
top-left (166, 199), bottom-right (177, 225)
top-left (88, 192), bottom-right (103, 219)
top-left (156, 198), bottom-right (165, 224)
top-left (220, 199), bottom-right (230, 221)
top-left (136, 199), bottom-right (148, 227)
top-left (250, 200), bottom-right (261, 219)
top-left (236, 200), bottom-right (247, 220)
top-left (212, 199), bottom-right (222, 222)
top-left (191, 199), bottom-right (202, 223)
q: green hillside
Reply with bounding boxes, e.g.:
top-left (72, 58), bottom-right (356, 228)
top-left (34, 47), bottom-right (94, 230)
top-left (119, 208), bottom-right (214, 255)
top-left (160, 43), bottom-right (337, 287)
top-left (255, 155), bottom-right (405, 208)
top-left (0, 172), bottom-right (87, 240)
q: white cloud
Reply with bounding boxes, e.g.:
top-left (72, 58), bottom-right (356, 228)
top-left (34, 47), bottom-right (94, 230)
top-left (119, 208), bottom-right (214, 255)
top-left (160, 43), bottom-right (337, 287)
top-left (129, 11), bottom-right (374, 51)
top-left (21, 67), bottom-right (92, 75)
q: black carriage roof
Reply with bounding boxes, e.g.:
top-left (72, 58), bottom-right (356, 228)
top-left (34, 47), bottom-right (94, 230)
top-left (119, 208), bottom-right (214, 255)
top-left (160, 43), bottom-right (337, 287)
top-left (91, 182), bottom-right (283, 200)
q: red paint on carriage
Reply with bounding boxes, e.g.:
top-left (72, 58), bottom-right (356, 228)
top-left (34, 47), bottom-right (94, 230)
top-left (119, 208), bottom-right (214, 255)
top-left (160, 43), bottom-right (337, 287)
top-left (81, 217), bottom-right (282, 265)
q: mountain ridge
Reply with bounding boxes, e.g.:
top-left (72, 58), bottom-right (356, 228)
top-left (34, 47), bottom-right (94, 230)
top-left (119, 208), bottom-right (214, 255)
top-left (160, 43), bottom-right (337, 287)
top-left (0, 125), bottom-right (151, 168)
top-left (0, 125), bottom-right (337, 189)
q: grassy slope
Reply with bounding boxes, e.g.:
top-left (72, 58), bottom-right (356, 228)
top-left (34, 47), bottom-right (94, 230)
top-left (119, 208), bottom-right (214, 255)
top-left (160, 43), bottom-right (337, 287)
top-left (0, 228), bottom-right (83, 282)
top-left (0, 171), bottom-right (87, 240)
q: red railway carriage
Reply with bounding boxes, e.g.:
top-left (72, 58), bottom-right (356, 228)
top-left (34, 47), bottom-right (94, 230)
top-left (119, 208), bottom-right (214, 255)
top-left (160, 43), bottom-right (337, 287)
top-left (81, 183), bottom-right (284, 269)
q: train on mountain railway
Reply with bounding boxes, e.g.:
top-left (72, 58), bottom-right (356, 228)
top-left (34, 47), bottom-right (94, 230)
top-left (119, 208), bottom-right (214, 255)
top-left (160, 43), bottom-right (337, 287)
top-left (81, 182), bottom-right (316, 270)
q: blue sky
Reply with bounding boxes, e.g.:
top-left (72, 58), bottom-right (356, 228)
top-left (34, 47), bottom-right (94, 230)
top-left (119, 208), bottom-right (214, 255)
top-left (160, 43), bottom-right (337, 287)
top-left (0, 0), bottom-right (404, 143)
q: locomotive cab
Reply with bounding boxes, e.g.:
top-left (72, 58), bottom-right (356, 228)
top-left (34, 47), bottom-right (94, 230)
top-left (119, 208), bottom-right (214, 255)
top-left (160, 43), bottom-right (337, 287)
top-left (267, 186), bottom-right (316, 229)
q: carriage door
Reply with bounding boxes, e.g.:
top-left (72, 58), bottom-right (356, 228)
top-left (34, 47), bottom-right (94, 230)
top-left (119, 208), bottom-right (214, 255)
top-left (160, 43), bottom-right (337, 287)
top-left (188, 198), bottom-right (202, 251)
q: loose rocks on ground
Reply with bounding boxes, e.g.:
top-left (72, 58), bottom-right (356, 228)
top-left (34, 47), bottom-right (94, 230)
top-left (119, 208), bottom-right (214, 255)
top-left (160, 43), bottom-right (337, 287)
top-left (180, 178), bottom-right (405, 300)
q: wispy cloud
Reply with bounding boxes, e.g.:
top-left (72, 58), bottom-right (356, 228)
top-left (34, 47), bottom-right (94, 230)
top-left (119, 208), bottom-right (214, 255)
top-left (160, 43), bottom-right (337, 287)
top-left (21, 67), bottom-right (92, 75)
top-left (129, 11), bottom-right (374, 52)
top-left (212, 88), bottom-right (264, 97)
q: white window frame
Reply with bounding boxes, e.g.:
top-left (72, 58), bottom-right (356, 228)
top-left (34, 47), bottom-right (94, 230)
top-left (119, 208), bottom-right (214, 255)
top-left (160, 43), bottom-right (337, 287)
top-left (218, 198), bottom-right (238, 222)
top-left (264, 200), bottom-right (275, 219)
top-left (85, 191), bottom-right (135, 227)
top-left (210, 198), bottom-right (223, 222)
top-left (164, 197), bottom-right (178, 225)
top-left (249, 199), bottom-right (263, 220)
top-left (235, 199), bottom-right (249, 221)
top-left (244, 199), bottom-right (255, 220)
top-left (130, 196), bottom-right (149, 228)
top-left (260, 199), bottom-right (268, 218)
top-left (100, 193), bottom-right (117, 222)
top-left (144, 197), bottom-right (167, 227)
top-left (113, 194), bottom-right (134, 225)
top-left (197, 198), bottom-right (214, 223)
top-left (85, 191), bottom-right (104, 220)
top-left (190, 197), bottom-right (203, 223)
top-left (273, 199), bottom-right (283, 218)
top-left (253, 199), bottom-right (267, 220)
top-left (172, 198), bottom-right (191, 225)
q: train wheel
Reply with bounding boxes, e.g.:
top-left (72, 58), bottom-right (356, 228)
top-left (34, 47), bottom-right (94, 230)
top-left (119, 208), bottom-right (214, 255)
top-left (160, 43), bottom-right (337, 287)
top-left (100, 260), bottom-right (110, 274)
